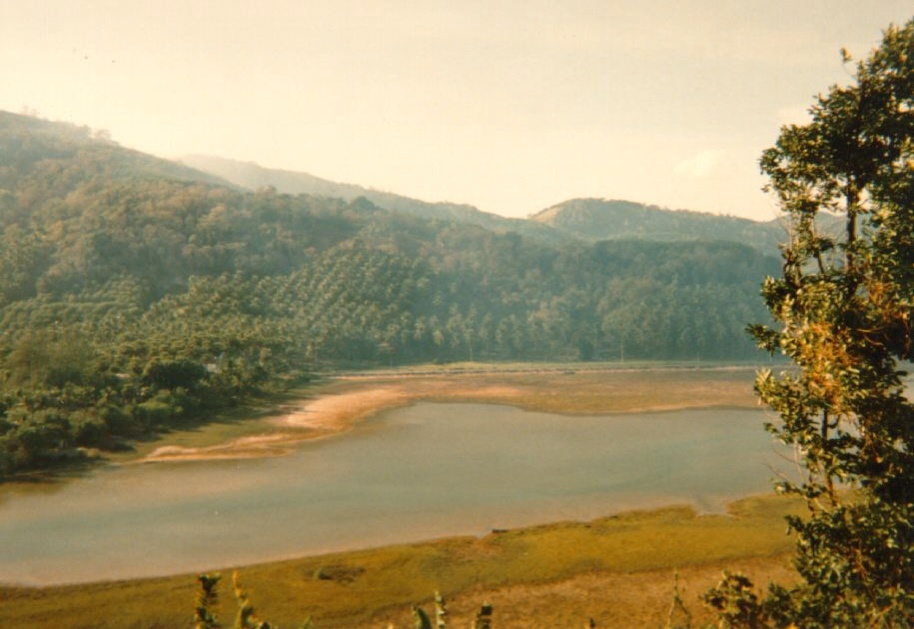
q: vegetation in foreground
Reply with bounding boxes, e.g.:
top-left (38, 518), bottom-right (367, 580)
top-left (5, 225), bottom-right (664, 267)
top-left (705, 18), bottom-right (914, 627)
top-left (0, 494), bottom-right (802, 628)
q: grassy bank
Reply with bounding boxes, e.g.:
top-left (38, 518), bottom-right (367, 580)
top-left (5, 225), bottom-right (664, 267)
top-left (0, 494), bottom-right (802, 628)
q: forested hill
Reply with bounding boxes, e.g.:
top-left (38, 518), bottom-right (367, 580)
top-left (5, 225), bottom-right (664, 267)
top-left (0, 112), bottom-right (226, 190)
top-left (0, 110), bottom-right (778, 474)
top-left (531, 198), bottom-right (785, 254)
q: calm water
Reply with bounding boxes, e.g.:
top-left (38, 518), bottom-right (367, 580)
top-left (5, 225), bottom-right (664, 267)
top-left (0, 403), bottom-right (786, 586)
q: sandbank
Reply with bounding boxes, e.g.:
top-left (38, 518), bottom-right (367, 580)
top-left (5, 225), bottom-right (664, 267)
top-left (136, 367), bottom-right (757, 464)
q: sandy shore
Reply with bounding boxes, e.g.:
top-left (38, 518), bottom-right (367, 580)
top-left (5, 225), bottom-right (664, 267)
top-left (137, 368), bottom-right (757, 464)
top-left (139, 385), bottom-right (408, 463)
top-left (139, 383), bottom-right (528, 463)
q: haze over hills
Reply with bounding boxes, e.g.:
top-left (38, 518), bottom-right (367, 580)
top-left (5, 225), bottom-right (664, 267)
top-left (180, 154), bottom-right (569, 245)
top-left (181, 154), bottom-right (785, 255)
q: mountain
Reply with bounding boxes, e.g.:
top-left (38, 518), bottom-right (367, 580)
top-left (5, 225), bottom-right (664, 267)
top-left (0, 111), bottom-right (778, 475)
top-left (531, 198), bottom-right (786, 255)
top-left (182, 156), bottom-right (795, 255)
top-left (179, 154), bottom-right (569, 245)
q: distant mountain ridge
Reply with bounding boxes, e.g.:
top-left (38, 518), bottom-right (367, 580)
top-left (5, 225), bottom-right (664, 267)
top-left (182, 155), bottom-right (786, 255)
top-left (531, 198), bottom-right (786, 254)
top-left (179, 154), bottom-right (568, 245)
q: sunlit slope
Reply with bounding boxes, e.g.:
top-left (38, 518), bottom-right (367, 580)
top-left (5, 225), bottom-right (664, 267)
top-left (530, 198), bottom-right (784, 254)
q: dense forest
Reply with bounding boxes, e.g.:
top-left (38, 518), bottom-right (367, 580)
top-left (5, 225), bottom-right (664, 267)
top-left (0, 110), bottom-right (778, 475)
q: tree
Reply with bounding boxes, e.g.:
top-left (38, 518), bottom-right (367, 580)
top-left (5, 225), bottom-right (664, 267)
top-left (710, 19), bottom-right (914, 627)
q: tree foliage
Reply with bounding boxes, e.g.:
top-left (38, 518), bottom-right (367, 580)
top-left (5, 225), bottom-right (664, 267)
top-left (713, 19), bottom-right (914, 627)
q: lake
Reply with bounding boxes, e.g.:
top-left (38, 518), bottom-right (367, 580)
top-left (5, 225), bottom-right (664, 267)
top-left (0, 402), bottom-right (787, 586)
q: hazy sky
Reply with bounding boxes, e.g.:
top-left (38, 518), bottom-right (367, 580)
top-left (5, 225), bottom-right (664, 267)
top-left (3, 2), bottom-right (912, 220)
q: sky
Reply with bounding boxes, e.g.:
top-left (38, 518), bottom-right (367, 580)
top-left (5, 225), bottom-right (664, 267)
top-left (2, 1), bottom-right (912, 221)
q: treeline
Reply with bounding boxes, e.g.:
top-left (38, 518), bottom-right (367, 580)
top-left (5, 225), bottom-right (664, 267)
top-left (0, 111), bottom-right (777, 474)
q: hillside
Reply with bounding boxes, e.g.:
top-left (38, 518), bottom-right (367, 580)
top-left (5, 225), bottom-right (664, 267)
top-left (183, 156), bottom-right (796, 255)
top-left (180, 154), bottom-right (568, 245)
top-left (0, 112), bottom-right (225, 191)
top-left (531, 198), bottom-right (786, 254)
top-left (0, 111), bottom-right (779, 476)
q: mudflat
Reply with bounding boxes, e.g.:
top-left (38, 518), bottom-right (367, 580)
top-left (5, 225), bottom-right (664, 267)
top-left (138, 365), bottom-right (760, 463)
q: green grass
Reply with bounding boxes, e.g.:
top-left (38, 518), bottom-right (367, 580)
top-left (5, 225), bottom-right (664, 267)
top-left (0, 494), bottom-right (803, 628)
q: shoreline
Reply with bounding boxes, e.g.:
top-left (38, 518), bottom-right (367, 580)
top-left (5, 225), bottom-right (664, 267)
top-left (136, 367), bottom-right (761, 464)
top-left (0, 492), bottom-right (802, 628)
top-left (0, 366), bottom-right (789, 627)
